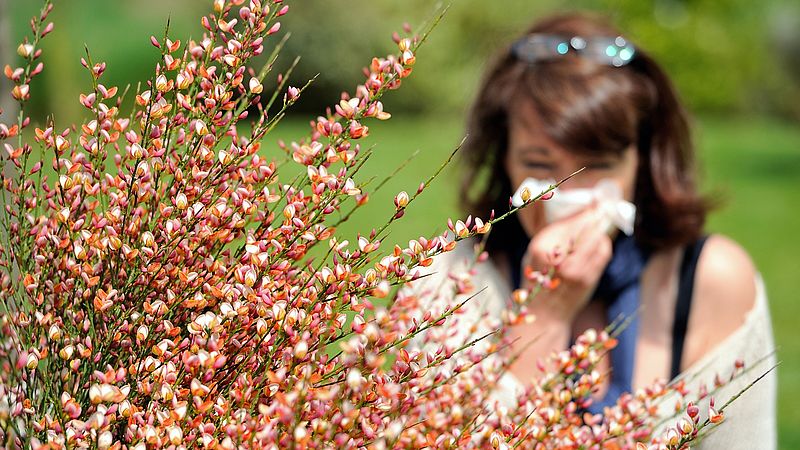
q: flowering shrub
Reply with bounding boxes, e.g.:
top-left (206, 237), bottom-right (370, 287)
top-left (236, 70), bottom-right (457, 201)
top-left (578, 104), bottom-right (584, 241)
top-left (0, 1), bottom-right (753, 449)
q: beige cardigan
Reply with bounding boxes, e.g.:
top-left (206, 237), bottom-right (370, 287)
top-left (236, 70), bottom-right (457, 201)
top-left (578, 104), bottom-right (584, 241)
top-left (409, 240), bottom-right (777, 449)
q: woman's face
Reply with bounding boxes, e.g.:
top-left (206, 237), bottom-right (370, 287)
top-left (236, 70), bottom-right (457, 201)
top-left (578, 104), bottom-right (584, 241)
top-left (505, 102), bottom-right (639, 237)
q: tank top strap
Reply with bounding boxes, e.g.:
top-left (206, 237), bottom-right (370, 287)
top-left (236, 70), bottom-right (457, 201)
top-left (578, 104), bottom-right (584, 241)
top-left (670, 235), bottom-right (710, 379)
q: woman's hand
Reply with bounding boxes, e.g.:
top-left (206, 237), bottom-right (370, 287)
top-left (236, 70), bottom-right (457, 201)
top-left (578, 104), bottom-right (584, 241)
top-left (522, 205), bottom-right (613, 323)
top-left (507, 206), bottom-right (613, 381)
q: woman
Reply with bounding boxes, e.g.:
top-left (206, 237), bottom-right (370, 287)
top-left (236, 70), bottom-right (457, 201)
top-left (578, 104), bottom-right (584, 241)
top-left (420, 12), bottom-right (776, 448)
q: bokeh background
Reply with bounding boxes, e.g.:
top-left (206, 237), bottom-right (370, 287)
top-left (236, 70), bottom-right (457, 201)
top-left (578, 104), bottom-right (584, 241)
top-left (4, 0), bottom-right (799, 446)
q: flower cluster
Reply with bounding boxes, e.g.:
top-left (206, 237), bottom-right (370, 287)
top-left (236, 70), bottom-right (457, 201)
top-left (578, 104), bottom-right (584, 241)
top-left (0, 1), bottom-right (741, 449)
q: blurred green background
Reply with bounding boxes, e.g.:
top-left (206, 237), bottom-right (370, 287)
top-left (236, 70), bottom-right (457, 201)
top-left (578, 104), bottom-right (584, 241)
top-left (4, 0), bottom-right (799, 447)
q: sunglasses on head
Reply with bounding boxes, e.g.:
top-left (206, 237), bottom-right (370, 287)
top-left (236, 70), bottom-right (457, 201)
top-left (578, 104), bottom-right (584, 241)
top-left (511, 34), bottom-right (636, 67)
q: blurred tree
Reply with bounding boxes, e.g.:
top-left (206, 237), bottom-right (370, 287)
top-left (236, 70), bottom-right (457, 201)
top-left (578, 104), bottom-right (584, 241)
top-left (266, 0), bottom-right (398, 113)
top-left (768, 3), bottom-right (800, 118)
top-left (0, 0), bottom-right (16, 123)
top-left (5, 0), bottom-right (798, 123)
top-left (271, 0), bottom-right (800, 118)
top-left (7, 0), bottom-right (201, 125)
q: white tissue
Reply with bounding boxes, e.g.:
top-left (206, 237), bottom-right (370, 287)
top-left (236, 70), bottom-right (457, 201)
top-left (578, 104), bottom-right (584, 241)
top-left (511, 177), bottom-right (636, 236)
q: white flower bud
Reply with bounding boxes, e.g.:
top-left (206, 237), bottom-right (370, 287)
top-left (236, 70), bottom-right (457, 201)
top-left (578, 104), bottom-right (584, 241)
top-left (194, 119), bottom-right (208, 136)
top-left (294, 340), bottom-right (308, 359)
top-left (249, 77), bottom-right (263, 94)
top-left (155, 74), bottom-right (169, 92)
top-left (136, 325), bottom-right (149, 342)
top-left (25, 353), bottom-right (39, 369)
top-left (48, 324), bottom-right (62, 340)
top-left (346, 368), bottom-right (363, 390)
top-left (141, 231), bottom-right (155, 247)
top-left (167, 425), bottom-right (183, 445)
top-left (89, 384), bottom-right (102, 404)
top-left (17, 43), bottom-right (34, 58)
top-left (97, 430), bottom-right (113, 449)
top-left (175, 192), bottom-right (188, 210)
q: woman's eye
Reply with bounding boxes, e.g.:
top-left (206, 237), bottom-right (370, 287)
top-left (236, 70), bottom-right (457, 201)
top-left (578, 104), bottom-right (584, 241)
top-left (522, 161), bottom-right (553, 170)
top-left (586, 161), bottom-right (614, 170)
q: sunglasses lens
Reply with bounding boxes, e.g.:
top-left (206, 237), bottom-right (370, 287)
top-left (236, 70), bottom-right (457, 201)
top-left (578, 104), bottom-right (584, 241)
top-left (570, 37), bottom-right (587, 50)
top-left (513, 34), bottom-right (635, 67)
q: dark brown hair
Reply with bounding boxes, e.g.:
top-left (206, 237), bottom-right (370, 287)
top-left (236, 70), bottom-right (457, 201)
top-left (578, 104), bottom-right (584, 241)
top-left (461, 12), bottom-right (711, 253)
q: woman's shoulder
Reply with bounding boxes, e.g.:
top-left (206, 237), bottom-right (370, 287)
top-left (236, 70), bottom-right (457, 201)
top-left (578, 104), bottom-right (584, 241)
top-left (683, 234), bottom-right (760, 368)
top-left (694, 234), bottom-right (757, 300)
top-left (667, 235), bottom-right (776, 449)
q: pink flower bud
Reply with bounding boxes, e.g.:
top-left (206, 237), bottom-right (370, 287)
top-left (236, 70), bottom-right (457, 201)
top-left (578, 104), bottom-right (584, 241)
top-left (286, 85), bottom-right (299, 102)
top-left (41, 22), bottom-right (54, 37)
top-left (266, 22), bottom-right (281, 35)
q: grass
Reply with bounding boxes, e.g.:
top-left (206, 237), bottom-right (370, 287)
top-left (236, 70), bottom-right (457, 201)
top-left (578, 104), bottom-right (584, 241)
top-left (696, 116), bottom-right (800, 449)
top-left (269, 113), bottom-right (800, 448)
